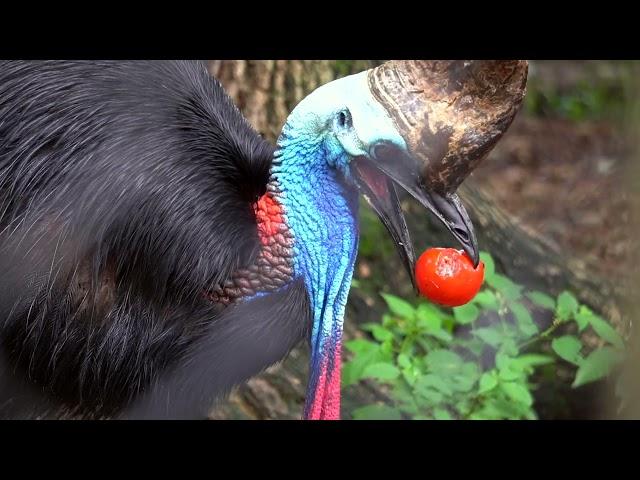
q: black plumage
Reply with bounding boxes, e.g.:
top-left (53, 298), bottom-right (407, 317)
top-left (0, 60), bottom-right (311, 419)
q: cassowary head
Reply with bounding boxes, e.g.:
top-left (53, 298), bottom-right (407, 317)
top-left (281, 60), bottom-right (527, 279)
top-left (270, 60), bottom-right (528, 419)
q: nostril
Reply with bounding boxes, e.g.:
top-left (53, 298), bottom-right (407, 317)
top-left (338, 111), bottom-right (347, 127)
top-left (453, 227), bottom-right (469, 243)
top-left (371, 143), bottom-right (392, 160)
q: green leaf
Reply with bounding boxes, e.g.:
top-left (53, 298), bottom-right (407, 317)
top-left (415, 310), bottom-right (453, 343)
top-left (573, 347), bottom-right (624, 388)
top-left (381, 314), bottom-right (396, 329)
top-left (551, 335), bottom-right (583, 366)
top-left (344, 338), bottom-right (379, 355)
top-left (473, 290), bottom-right (500, 311)
top-left (416, 303), bottom-right (447, 323)
top-left (453, 303), bottom-right (480, 325)
top-left (414, 385), bottom-right (444, 404)
top-left (431, 330), bottom-right (454, 344)
top-left (362, 362), bottom-right (400, 381)
top-left (379, 339), bottom-right (395, 358)
top-left (342, 341), bottom-right (385, 386)
top-left (451, 375), bottom-right (478, 393)
top-left (487, 274), bottom-right (523, 301)
top-left (433, 408), bottom-right (453, 420)
top-left (588, 313), bottom-right (625, 349)
top-left (556, 291), bottom-right (578, 322)
top-left (367, 324), bottom-right (394, 342)
top-left (499, 338), bottom-right (519, 357)
top-left (474, 327), bottom-right (504, 347)
top-left (495, 352), bottom-right (512, 370)
top-left (391, 381), bottom-right (415, 405)
top-left (381, 293), bottom-right (415, 319)
top-left (425, 349), bottom-right (463, 374)
top-left (401, 366), bottom-right (420, 386)
top-left (341, 362), bottom-right (357, 386)
top-left (416, 311), bottom-right (441, 331)
top-left (479, 372), bottom-right (498, 394)
top-left (498, 366), bottom-right (522, 382)
top-left (462, 361), bottom-right (480, 379)
top-left (510, 302), bottom-right (538, 336)
top-left (352, 404), bottom-right (403, 420)
top-left (462, 338), bottom-right (485, 357)
top-left (415, 374), bottom-right (454, 396)
top-left (526, 291), bottom-right (556, 310)
top-left (511, 354), bottom-right (555, 370)
top-left (480, 251), bottom-right (495, 280)
top-left (501, 382), bottom-right (534, 407)
top-left (397, 353), bottom-right (411, 369)
top-left (573, 307), bottom-right (591, 332)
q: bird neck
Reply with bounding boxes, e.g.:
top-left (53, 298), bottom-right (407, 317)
top-left (270, 132), bottom-right (360, 420)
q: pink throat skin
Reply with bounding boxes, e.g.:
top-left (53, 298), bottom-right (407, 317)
top-left (304, 347), bottom-right (342, 420)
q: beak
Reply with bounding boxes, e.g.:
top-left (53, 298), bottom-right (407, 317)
top-left (352, 148), bottom-right (479, 289)
top-left (352, 156), bottom-right (418, 290)
top-left (351, 60), bottom-right (527, 279)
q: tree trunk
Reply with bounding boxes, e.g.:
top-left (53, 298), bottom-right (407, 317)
top-left (206, 60), bottom-right (628, 420)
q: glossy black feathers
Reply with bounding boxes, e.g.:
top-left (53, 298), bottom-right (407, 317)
top-left (0, 60), bottom-right (309, 418)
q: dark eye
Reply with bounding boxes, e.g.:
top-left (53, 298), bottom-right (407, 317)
top-left (336, 110), bottom-right (351, 129)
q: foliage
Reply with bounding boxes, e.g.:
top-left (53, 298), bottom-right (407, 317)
top-left (524, 79), bottom-right (626, 122)
top-left (344, 251), bottom-right (626, 420)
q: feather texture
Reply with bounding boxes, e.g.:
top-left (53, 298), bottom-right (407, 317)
top-left (0, 60), bottom-right (311, 418)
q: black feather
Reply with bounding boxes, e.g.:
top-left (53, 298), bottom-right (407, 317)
top-left (121, 279), bottom-right (310, 419)
top-left (0, 60), bottom-right (309, 418)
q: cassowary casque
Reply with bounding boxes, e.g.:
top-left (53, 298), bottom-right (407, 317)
top-left (0, 60), bottom-right (527, 419)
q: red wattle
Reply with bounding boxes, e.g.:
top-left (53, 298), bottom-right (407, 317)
top-left (305, 348), bottom-right (342, 421)
top-left (254, 193), bottom-right (285, 246)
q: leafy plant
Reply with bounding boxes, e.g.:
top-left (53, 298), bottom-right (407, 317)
top-left (524, 79), bottom-right (626, 122)
top-left (344, 251), bottom-right (626, 420)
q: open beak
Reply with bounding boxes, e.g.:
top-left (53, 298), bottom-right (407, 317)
top-left (352, 151), bottom-right (479, 289)
top-left (350, 60), bottom-right (528, 284)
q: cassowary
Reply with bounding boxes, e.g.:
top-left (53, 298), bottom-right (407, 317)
top-left (0, 60), bottom-right (526, 419)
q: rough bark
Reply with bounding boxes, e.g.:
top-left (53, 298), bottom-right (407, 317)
top-left (206, 60), bottom-right (627, 420)
top-left (208, 60), bottom-right (373, 142)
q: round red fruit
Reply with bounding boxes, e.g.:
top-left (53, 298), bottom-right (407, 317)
top-left (415, 248), bottom-right (484, 307)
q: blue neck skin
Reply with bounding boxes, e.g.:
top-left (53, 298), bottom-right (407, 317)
top-left (271, 126), bottom-right (360, 397)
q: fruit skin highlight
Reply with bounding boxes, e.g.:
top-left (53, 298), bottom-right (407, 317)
top-left (415, 248), bottom-right (485, 307)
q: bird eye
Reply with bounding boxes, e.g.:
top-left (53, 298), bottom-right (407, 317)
top-left (336, 110), bottom-right (351, 129)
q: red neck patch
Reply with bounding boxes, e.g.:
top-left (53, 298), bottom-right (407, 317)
top-left (254, 192), bottom-right (286, 245)
top-left (207, 189), bottom-right (294, 305)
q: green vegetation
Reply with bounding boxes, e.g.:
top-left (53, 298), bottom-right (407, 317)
top-left (343, 251), bottom-right (626, 420)
top-left (524, 79), bottom-right (626, 122)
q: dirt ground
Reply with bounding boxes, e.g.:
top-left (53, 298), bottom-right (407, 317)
top-left (473, 60), bottom-right (635, 285)
top-left (474, 114), bottom-right (632, 280)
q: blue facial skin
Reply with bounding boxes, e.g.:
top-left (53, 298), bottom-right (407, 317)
top-left (267, 71), bottom-right (408, 407)
top-left (271, 131), bottom-right (359, 379)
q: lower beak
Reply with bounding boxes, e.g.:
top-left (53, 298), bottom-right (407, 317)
top-left (352, 154), bottom-right (479, 287)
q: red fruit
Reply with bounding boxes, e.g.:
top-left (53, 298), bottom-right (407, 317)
top-left (415, 248), bottom-right (485, 307)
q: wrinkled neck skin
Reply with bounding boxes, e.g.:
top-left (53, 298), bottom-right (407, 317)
top-left (270, 121), bottom-right (359, 421)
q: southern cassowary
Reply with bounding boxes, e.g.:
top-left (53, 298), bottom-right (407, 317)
top-left (0, 60), bottom-right (526, 419)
